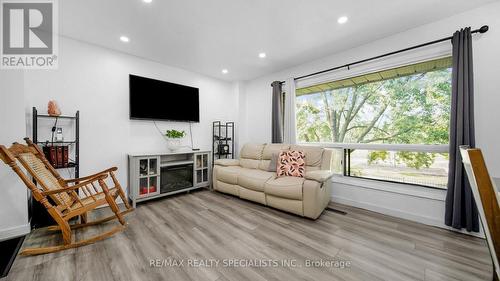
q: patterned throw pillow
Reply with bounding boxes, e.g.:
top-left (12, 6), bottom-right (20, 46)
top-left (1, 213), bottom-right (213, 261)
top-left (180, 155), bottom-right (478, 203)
top-left (277, 150), bottom-right (305, 177)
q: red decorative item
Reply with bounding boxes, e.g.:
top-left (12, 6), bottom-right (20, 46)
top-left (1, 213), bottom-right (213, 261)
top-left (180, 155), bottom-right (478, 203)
top-left (47, 100), bottom-right (61, 116)
top-left (149, 185), bottom-right (157, 193)
top-left (140, 186), bottom-right (148, 195)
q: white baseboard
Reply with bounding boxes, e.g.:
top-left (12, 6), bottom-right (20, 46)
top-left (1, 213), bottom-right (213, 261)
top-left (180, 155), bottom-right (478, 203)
top-left (331, 195), bottom-right (444, 227)
top-left (0, 224), bottom-right (30, 242)
top-left (331, 195), bottom-right (484, 238)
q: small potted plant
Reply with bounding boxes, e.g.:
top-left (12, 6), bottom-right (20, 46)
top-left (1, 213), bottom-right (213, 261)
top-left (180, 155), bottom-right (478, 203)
top-left (165, 129), bottom-right (186, 151)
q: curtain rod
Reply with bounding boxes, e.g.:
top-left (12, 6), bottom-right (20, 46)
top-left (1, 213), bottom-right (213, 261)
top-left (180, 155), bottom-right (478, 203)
top-left (278, 25), bottom-right (489, 84)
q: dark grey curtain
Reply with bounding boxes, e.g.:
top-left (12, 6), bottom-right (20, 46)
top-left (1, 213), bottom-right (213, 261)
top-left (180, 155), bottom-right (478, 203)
top-left (444, 27), bottom-right (479, 232)
top-left (271, 81), bottom-right (283, 143)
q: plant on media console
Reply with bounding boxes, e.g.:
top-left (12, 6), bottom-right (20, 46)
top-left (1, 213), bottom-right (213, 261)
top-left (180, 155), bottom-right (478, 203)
top-left (165, 129), bottom-right (186, 139)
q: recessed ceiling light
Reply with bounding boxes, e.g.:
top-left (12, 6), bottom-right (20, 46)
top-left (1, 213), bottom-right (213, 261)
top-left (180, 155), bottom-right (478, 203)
top-left (222, 69), bottom-right (228, 74)
top-left (120, 36), bottom-right (130, 42)
top-left (337, 16), bottom-right (348, 24)
top-left (143, 0), bottom-right (152, 3)
top-left (258, 52), bottom-right (266, 58)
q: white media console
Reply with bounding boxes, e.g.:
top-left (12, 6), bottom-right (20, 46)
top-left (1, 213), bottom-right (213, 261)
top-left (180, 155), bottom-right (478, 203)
top-left (128, 150), bottom-right (211, 208)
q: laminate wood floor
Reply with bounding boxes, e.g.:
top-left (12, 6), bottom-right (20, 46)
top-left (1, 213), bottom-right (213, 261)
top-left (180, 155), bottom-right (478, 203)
top-left (4, 190), bottom-right (493, 281)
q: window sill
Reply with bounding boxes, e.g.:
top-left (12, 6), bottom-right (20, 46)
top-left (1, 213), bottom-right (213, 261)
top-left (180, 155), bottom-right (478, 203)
top-left (331, 175), bottom-right (447, 201)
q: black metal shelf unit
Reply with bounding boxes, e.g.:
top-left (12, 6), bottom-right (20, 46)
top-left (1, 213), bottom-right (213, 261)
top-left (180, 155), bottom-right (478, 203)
top-left (31, 107), bottom-right (80, 228)
top-left (212, 121), bottom-right (235, 163)
top-left (32, 107), bottom-right (80, 176)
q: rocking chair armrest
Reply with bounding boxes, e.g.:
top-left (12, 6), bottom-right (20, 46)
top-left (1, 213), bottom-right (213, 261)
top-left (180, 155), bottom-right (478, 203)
top-left (64, 167), bottom-right (118, 183)
top-left (42, 174), bottom-right (108, 196)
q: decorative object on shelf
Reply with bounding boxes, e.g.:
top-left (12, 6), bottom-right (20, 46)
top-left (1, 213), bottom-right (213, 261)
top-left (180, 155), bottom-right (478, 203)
top-left (42, 145), bottom-right (69, 168)
top-left (213, 121), bottom-right (235, 163)
top-left (165, 129), bottom-right (186, 152)
top-left (218, 144), bottom-right (230, 155)
top-left (140, 161), bottom-right (147, 176)
top-left (55, 127), bottom-right (64, 142)
top-left (47, 100), bottom-right (61, 116)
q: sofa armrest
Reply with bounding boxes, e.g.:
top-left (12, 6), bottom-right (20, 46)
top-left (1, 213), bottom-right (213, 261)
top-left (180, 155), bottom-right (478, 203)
top-left (214, 159), bottom-right (240, 167)
top-left (305, 170), bottom-right (334, 183)
top-left (303, 179), bottom-right (332, 219)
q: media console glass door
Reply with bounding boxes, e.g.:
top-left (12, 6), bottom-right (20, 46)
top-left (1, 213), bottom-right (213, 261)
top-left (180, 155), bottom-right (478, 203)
top-left (194, 153), bottom-right (210, 186)
top-left (138, 157), bottom-right (160, 198)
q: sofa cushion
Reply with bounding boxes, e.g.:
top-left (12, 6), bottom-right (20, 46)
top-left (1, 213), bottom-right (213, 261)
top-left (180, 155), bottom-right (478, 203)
top-left (259, 144), bottom-right (290, 171)
top-left (239, 186), bottom-right (266, 205)
top-left (238, 169), bottom-right (275, 192)
top-left (259, 151), bottom-right (283, 172)
top-left (266, 195), bottom-right (303, 216)
top-left (264, 176), bottom-right (305, 200)
top-left (216, 166), bottom-right (244, 185)
top-left (216, 181), bottom-right (239, 196)
top-left (262, 144), bottom-right (290, 160)
top-left (214, 159), bottom-right (240, 166)
top-left (259, 159), bottom-right (271, 171)
top-left (277, 150), bottom-right (306, 178)
top-left (240, 143), bottom-right (265, 160)
top-left (240, 158), bottom-right (260, 169)
top-left (291, 145), bottom-right (324, 167)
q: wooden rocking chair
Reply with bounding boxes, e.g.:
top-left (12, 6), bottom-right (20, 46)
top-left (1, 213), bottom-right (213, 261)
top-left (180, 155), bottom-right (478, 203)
top-left (0, 138), bottom-right (134, 256)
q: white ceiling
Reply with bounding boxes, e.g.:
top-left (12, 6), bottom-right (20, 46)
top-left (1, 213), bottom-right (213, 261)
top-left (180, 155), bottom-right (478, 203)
top-left (60, 0), bottom-right (496, 81)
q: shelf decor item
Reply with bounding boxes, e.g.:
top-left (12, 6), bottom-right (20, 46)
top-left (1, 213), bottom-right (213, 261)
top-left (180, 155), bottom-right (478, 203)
top-left (55, 127), bottom-right (64, 142)
top-left (165, 129), bottom-right (186, 152)
top-left (47, 100), bottom-right (61, 116)
top-left (42, 145), bottom-right (69, 168)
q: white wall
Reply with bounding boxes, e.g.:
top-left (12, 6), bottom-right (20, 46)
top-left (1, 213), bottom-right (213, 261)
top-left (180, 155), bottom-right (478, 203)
top-left (23, 37), bottom-right (239, 193)
top-left (0, 71), bottom-right (30, 241)
top-left (240, 2), bottom-right (500, 230)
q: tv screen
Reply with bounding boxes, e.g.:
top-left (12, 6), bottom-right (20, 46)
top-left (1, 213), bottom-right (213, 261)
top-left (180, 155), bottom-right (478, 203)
top-left (129, 75), bottom-right (200, 122)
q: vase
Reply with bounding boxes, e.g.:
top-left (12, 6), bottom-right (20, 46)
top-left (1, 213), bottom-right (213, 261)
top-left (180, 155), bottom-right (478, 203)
top-left (167, 138), bottom-right (183, 152)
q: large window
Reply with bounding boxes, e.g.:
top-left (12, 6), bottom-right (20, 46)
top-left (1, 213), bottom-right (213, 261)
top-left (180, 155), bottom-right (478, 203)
top-left (296, 57), bottom-right (452, 189)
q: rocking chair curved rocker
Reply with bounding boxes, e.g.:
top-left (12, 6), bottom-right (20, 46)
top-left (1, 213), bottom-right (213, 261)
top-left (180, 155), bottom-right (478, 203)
top-left (0, 138), bottom-right (134, 256)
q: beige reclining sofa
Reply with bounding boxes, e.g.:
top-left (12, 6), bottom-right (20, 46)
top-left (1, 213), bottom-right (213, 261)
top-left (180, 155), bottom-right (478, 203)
top-left (212, 143), bottom-right (333, 219)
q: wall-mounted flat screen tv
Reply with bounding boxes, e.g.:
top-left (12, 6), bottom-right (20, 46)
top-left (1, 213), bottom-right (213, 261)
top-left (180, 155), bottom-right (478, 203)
top-left (129, 74), bottom-right (200, 122)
